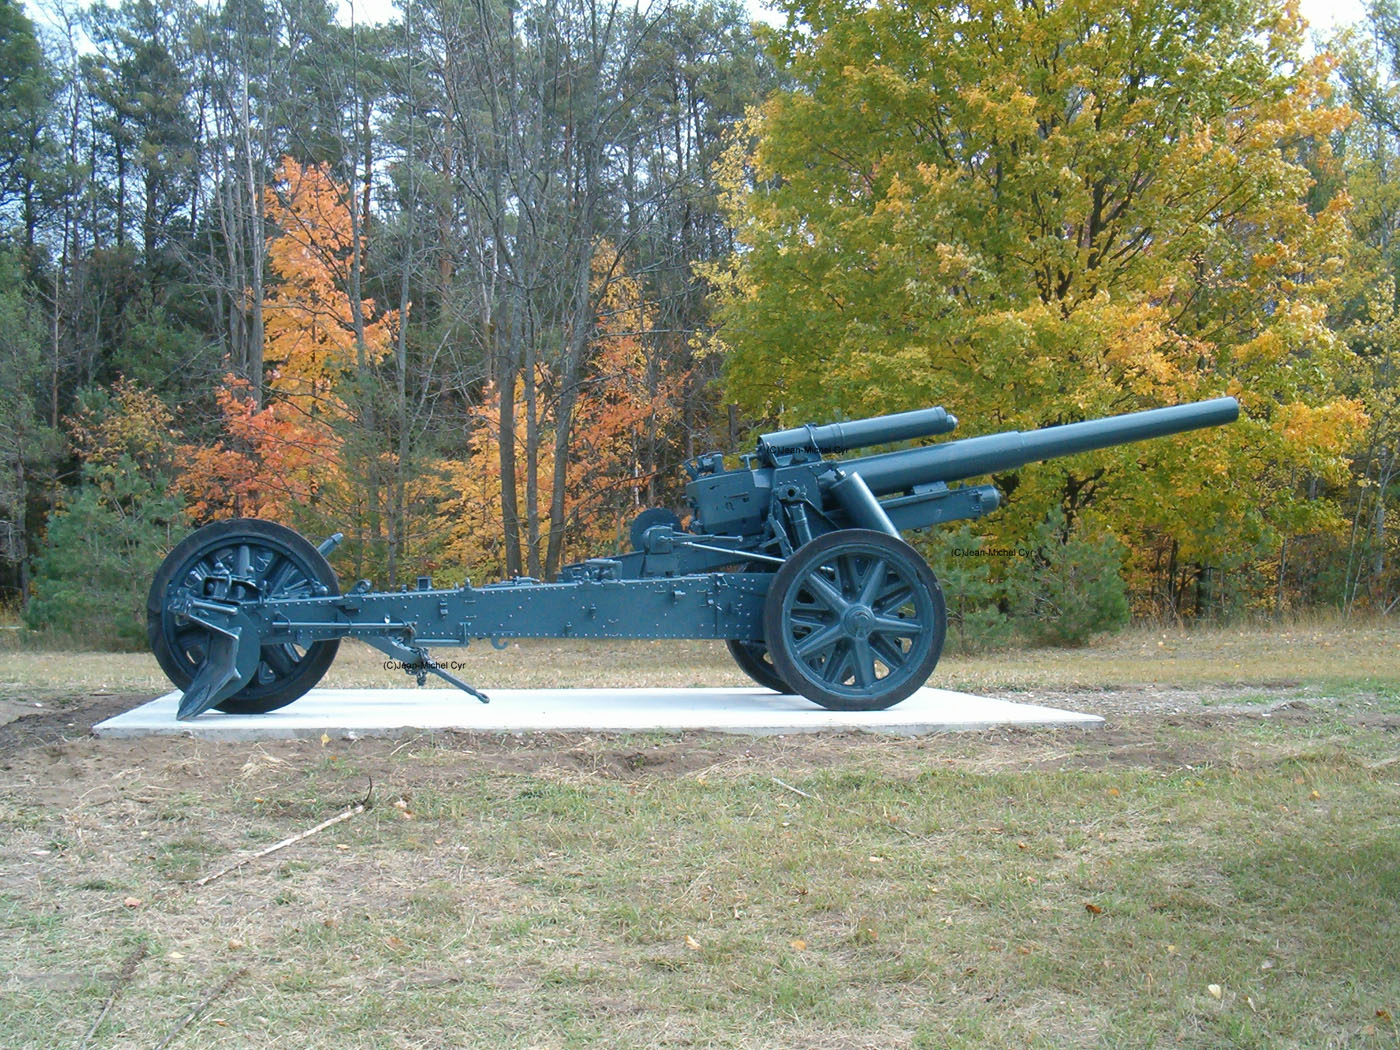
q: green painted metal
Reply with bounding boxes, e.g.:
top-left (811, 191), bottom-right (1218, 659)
top-left (149, 397), bottom-right (1239, 719)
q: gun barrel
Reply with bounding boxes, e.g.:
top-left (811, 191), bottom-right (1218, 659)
top-left (759, 406), bottom-right (957, 461)
top-left (845, 397), bottom-right (1240, 496)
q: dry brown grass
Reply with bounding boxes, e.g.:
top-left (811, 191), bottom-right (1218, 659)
top-left (1, 622), bottom-right (1398, 1047)
top-left (0, 618), bottom-right (1395, 701)
top-left (1, 708), bottom-right (1398, 1049)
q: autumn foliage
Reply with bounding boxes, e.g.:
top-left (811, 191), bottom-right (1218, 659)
top-left (181, 159), bottom-right (397, 533)
top-left (435, 246), bottom-right (691, 579)
top-left (714, 0), bottom-right (1377, 617)
top-left (23, 0), bottom-right (1400, 640)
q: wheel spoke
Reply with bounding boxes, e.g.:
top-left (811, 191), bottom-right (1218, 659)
top-left (261, 643), bottom-right (301, 678)
top-left (871, 634), bottom-right (909, 671)
top-left (173, 620), bottom-right (205, 642)
top-left (801, 570), bottom-right (849, 613)
top-left (835, 555), bottom-right (859, 598)
top-left (857, 557), bottom-right (887, 606)
top-left (819, 641), bottom-right (853, 686)
top-left (261, 552), bottom-right (293, 596)
top-left (872, 614), bottom-right (922, 639)
top-left (795, 623), bottom-right (844, 660)
top-left (185, 557), bottom-right (216, 593)
top-left (874, 584), bottom-right (914, 614)
top-left (850, 638), bottom-right (877, 688)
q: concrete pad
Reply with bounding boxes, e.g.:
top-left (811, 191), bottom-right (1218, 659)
top-left (94, 686), bottom-right (1102, 740)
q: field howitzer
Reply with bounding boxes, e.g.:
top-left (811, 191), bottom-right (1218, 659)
top-left (149, 396), bottom-right (1240, 719)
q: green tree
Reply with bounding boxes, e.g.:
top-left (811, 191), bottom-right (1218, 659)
top-left (715, 0), bottom-right (1360, 616)
top-left (922, 523), bottom-right (1014, 653)
top-left (1331, 3), bottom-right (1400, 614)
top-left (0, 249), bottom-right (59, 606)
top-left (0, 0), bottom-right (52, 243)
top-left (1006, 508), bottom-right (1130, 646)
top-left (83, 0), bottom-right (197, 261)
top-left (26, 380), bottom-right (188, 647)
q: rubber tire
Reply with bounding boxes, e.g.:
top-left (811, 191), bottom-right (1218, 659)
top-left (763, 529), bottom-right (946, 711)
top-left (147, 518), bottom-right (341, 714)
top-left (725, 639), bottom-right (793, 693)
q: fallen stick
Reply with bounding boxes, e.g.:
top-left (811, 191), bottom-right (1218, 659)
top-left (79, 943), bottom-right (147, 1049)
top-left (193, 779), bottom-right (373, 887)
top-left (151, 967), bottom-right (249, 1050)
top-left (771, 776), bottom-right (821, 802)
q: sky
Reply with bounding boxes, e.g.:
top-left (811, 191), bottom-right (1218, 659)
top-left (19, 0), bottom-right (1374, 35)
top-left (1299, 0), bottom-right (1369, 34)
top-left (328, 0), bottom-right (786, 27)
top-left (17, 0), bottom-right (1378, 67)
top-left (331, 0), bottom-right (1371, 33)
top-left (337, 0), bottom-right (1373, 33)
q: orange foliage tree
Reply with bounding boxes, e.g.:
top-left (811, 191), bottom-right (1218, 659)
top-left (181, 158), bottom-right (398, 573)
top-left (435, 247), bottom-right (691, 580)
top-left (432, 370), bottom-right (558, 581)
top-left (567, 247), bottom-right (689, 550)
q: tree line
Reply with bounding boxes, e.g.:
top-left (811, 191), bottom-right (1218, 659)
top-left (0, 0), bottom-right (1395, 647)
top-left (711, 0), bottom-right (1399, 631)
top-left (1, 0), bottom-right (769, 643)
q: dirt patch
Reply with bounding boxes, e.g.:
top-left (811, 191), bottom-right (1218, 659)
top-left (0, 692), bottom-right (141, 759)
top-left (0, 685), bottom-right (1385, 810)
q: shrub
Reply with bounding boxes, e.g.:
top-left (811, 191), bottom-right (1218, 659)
top-left (1007, 508), bottom-right (1129, 646)
top-left (24, 381), bottom-right (189, 649)
top-left (24, 461), bottom-right (188, 648)
top-left (922, 523), bottom-right (1014, 654)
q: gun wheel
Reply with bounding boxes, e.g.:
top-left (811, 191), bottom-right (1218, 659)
top-left (725, 640), bottom-right (793, 693)
top-left (764, 529), bottom-right (945, 711)
top-left (146, 518), bottom-right (340, 714)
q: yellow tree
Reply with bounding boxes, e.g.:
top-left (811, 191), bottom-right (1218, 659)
top-left (567, 245), bottom-right (691, 554)
top-left (1328, 17), bottom-right (1400, 613)
top-left (714, 0), bottom-right (1362, 615)
top-left (435, 246), bottom-right (691, 580)
top-left (433, 371), bottom-right (559, 582)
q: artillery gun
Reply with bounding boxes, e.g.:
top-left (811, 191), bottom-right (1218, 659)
top-left (148, 396), bottom-right (1240, 719)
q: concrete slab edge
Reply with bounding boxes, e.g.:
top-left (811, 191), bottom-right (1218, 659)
top-left (93, 687), bottom-right (1104, 741)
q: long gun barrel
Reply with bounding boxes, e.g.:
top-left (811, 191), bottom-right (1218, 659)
top-left (843, 396), bottom-right (1240, 496)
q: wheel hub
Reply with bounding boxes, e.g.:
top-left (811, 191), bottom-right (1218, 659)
top-left (840, 604), bottom-right (875, 639)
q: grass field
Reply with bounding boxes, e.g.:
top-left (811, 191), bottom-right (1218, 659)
top-left (1, 621), bottom-right (1398, 1048)
top-left (2, 618), bottom-right (1397, 698)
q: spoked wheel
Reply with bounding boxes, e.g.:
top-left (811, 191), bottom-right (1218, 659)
top-left (764, 529), bottom-right (946, 711)
top-left (725, 639), bottom-right (793, 694)
top-left (146, 518), bottom-right (340, 714)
